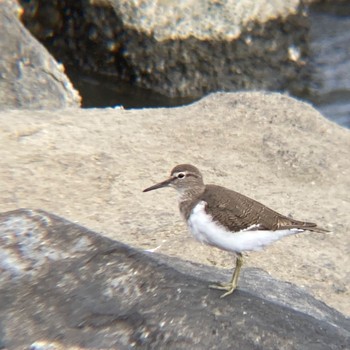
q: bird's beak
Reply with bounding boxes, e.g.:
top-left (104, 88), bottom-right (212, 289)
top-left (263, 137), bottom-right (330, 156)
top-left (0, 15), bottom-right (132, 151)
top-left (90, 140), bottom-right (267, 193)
top-left (143, 177), bottom-right (173, 192)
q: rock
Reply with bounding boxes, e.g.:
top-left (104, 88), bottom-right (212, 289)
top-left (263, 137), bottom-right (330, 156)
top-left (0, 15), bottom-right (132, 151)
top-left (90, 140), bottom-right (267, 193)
top-left (0, 91), bottom-right (349, 318)
top-left (0, 209), bottom-right (349, 349)
top-left (19, 0), bottom-right (310, 98)
top-left (0, 0), bottom-right (81, 109)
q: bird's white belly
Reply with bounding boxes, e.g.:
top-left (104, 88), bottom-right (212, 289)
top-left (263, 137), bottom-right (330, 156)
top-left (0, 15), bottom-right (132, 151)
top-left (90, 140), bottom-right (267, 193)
top-left (187, 201), bottom-right (302, 253)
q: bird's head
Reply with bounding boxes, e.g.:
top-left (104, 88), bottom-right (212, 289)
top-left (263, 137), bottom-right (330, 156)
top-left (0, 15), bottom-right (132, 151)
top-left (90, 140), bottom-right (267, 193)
top-left (143, 164), bottom-right (205, 198)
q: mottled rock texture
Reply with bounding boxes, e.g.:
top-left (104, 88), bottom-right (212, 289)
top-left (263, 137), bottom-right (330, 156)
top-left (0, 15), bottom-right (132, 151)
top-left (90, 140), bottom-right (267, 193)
top-left (0, 209), bottom-right (349, 349)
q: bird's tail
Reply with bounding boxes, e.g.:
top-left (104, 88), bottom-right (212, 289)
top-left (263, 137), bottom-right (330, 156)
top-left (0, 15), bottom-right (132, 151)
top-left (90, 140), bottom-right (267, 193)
top-left (300, 224), bottom-right (330, 233)
top-left (278, 217), bottom-right (330, 233)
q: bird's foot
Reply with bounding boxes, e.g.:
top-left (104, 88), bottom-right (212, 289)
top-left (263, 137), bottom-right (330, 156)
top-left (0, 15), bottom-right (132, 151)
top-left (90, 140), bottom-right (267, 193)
top-left (209, 255), bottom-right (242, 298)
top-left (209, 282), bottom-right (231, 290)
top-left (209, 282), bottom-right (237, 298)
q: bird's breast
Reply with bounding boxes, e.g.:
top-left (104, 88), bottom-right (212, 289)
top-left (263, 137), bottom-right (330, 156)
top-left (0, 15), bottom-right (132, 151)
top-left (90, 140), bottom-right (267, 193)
top-left (186, 201), bottom-right (232, 248)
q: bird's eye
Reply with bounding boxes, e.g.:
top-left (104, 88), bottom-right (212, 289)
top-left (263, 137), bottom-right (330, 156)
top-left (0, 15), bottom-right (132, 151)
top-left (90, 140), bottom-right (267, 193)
top-left (177, 172), bottom-right (185, 179)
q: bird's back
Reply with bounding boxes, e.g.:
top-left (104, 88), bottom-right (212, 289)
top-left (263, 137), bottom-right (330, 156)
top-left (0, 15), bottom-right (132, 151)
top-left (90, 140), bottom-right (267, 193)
top-left (201, 185), bottom-right (328, 233)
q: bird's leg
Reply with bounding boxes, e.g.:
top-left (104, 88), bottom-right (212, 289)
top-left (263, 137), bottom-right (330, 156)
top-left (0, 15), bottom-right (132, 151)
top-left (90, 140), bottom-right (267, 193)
top-left (209, 254), bottom-right (243, 298)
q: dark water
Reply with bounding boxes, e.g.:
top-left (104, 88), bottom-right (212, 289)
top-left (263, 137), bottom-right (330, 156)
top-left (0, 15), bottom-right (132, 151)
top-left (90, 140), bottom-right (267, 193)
top-left (308, 7), bottom-right (350, 128)
top-left (65, 67), bottom-right (197, 109)
top-left (67, 8), bottom-right (350, 129)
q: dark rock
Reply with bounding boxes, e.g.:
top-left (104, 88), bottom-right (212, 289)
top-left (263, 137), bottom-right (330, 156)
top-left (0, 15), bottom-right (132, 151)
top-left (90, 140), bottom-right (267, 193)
top-left (19, 0), bottom-right (310, 98)
top-left (0, 1), bottom-right (81, 109)
top-left (0, 209), bottom-right (349, 349)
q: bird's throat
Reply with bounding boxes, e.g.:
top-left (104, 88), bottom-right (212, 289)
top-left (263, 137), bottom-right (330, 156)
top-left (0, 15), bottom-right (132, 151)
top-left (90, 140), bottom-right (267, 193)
top-left (178, 187), bottom-right (204, 220)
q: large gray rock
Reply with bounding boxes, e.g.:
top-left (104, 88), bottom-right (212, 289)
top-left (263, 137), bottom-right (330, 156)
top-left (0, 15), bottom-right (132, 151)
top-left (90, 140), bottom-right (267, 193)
top-left (0, 0), bottom-right (81, 109)
top-left (19, 0), bottom-right (310, 98)
top-left (0, 91), bottom-right (349, 318)
top-left (0, 209), bottom-right (349, 349)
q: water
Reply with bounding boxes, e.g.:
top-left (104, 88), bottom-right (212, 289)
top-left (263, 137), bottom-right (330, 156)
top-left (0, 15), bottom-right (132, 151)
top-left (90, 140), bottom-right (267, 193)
top-left (66, 8), bottom-right (350, 129)
top-left (308, 6), bottom-right (350, 128)
top-left (66, 67), bottom-right (196, 109)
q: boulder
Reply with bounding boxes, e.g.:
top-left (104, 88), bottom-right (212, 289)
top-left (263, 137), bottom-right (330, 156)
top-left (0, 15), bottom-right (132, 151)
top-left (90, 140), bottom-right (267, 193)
top-left (0, 91), bottom-right (349, 318)
top-left (0, 0), bottom-right (81, 109)
top-left (19, 0), bottom-right (310, 98)
top-left (0, 209), bottom-right (349, 349)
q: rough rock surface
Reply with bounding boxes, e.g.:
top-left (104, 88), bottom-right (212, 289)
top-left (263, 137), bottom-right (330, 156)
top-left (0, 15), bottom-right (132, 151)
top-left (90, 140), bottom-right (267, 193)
top-left (0, 92), bottom-right (349, 317)
top-left (19, 0), bottom-right (310, 98)
top-left (0, 0), bottom-right (81, 109)
top-left (0, 209), bottom-right (349, 350)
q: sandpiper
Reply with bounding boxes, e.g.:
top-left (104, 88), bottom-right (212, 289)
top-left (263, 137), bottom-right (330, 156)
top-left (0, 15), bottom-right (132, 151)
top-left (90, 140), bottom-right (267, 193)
top-left (143, 164), bottom-right (328, 298)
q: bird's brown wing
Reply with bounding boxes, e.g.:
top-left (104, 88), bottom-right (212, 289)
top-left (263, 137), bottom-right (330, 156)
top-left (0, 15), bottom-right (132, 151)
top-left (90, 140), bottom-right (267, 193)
top-left (202, 185), bottom-right (328, 233)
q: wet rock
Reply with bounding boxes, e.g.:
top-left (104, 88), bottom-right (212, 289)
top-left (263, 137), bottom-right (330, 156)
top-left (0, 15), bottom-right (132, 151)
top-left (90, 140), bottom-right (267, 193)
top-left (19, 0), bottom-right (310, 98)
top-left (0, 0), bottom-right (81, 109)
top-left (0, 209), bottom-right (349, 349)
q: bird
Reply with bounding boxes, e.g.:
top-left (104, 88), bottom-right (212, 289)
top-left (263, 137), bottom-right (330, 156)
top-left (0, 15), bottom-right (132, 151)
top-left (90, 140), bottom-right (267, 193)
top-left (143, 164), bottom-right (329, 298)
